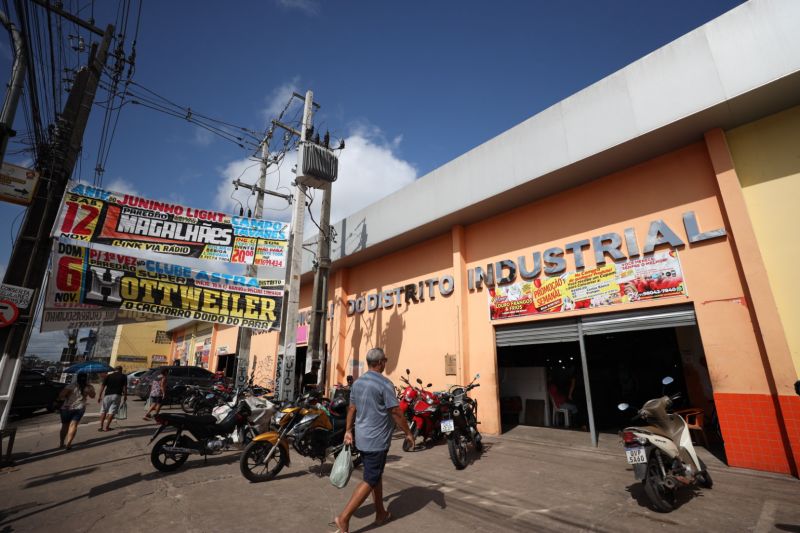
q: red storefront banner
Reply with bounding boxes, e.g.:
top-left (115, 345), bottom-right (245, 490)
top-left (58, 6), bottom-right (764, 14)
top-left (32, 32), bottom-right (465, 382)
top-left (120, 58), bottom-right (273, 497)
top-left (489, 250), bottom-right (687, 320)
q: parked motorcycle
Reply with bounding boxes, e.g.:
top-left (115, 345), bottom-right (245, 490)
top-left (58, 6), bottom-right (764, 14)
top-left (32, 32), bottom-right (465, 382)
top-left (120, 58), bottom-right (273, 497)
top-left (397, 369), bottom-right (420, 451)
top-left (618, 377), bottom-right (712, 512)
top-left (239, 391), bottom-right (360, 482)
top-left (404, 372), bottom-right (443, 452)
top-left (439, 374), bottom-right (482, 469)
top-left (148, 398), bottom-right (255, 472)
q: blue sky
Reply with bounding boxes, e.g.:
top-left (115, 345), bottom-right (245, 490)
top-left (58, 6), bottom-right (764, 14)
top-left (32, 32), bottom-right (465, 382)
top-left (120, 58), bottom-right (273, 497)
top-left (0, 0), bottom-right (744, 357)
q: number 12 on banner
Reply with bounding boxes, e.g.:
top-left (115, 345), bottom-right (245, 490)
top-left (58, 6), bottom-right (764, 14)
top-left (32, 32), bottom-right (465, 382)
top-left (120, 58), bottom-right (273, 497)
top-left (59, 200), bottom-right (101, 239)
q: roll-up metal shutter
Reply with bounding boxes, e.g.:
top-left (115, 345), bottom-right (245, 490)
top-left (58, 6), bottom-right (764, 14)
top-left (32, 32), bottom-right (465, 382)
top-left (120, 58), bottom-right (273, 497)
top-left (580, 304), bottom-right (696, 336)
top-left (495, 318), bottom-right (580, 346)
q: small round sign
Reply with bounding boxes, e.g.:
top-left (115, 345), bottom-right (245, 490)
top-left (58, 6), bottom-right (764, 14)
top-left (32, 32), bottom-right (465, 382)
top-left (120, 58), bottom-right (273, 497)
top-left (0, 299), bottom-right (19, 327)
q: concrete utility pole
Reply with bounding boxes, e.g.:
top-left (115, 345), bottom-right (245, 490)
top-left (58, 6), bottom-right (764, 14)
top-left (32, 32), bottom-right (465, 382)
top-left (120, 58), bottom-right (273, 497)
top-left (0, 9), bottom-right (27, 164)
top-left (0, 25), bottom-right (114, 431)
top-left (277, 90), bottom-right (313, 401)
top-left (306, 181), bottom-right (332, 393)
top-left (234, 138), bottom-right (269, 392)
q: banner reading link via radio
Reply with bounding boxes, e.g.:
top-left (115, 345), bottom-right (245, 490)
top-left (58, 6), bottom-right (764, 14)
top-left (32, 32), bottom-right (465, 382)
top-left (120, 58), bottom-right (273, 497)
top-left (50, 241), bottom-right (284, 330)
top-left (52, 181), bottom-right (289, 267)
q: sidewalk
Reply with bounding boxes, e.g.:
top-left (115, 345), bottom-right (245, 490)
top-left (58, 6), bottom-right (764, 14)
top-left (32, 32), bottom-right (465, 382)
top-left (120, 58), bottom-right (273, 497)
top-left (1, 405), bottom-right (799, 532)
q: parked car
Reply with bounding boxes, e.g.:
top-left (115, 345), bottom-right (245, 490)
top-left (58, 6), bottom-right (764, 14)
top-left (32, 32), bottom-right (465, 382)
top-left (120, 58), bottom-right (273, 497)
top-left (126, 369), bottom-right (150, 395)
top-left (11, 370), bottom-right (67, 416)
top-left (135, 366), bottom-right (215, 401)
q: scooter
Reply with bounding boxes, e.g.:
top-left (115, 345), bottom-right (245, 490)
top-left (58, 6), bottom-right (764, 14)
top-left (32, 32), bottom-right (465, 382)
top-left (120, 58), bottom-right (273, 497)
top-left (618, 377), bottom-right (712, 512)
top-left (398, 369), bottom-right (420, 450)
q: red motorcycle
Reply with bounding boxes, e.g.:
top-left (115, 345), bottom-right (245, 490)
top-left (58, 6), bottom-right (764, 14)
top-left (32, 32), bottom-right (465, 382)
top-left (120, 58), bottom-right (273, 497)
top-left (399, 369), bottom-right (443, 452)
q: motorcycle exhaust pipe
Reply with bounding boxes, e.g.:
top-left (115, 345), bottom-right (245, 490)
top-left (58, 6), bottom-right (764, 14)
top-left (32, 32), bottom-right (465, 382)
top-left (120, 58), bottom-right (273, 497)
top-left (162, 446), bottom-right (198, 455)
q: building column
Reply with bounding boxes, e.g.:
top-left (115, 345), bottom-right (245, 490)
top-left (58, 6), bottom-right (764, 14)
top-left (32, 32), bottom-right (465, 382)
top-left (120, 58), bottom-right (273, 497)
top-left (705, 128), bottom-right (799, 476)
top-left (328, 268), bottom-right (350, 391)
top-left (451, 225), bottom-right (471, 385)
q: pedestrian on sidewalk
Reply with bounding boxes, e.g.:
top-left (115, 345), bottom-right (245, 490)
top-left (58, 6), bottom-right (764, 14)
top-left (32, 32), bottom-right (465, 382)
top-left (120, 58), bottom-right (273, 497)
top-left (57, 372), bottom-right (96, 450)
top-left (97, 366), bottom-right (127, 431)
top-left (334, 348), bottom-right (415, 533)
top-left (144, 368), bottom-right (167, 421)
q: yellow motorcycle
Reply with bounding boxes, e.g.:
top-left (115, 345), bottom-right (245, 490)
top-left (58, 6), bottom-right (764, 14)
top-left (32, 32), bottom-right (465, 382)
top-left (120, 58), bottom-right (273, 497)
top-left (239, 391), bottom-right (361, 482)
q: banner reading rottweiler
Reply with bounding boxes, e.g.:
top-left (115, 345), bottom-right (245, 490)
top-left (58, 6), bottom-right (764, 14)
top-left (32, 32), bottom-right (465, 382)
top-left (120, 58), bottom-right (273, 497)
top-left (50, 241), bottom-right (284, 330)
top-left (52, 181), bottom-right (289, 267)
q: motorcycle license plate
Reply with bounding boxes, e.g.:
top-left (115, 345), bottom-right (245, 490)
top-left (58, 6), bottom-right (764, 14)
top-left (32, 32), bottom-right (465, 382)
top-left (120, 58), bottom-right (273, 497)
top-left (440, 419), bottom-right (455, 433)
top-left (625, 446), bottom-right (647, 464)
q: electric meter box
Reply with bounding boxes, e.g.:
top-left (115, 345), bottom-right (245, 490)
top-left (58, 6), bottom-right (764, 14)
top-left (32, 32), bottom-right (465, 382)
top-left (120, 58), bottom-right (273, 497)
top-left (296, 142), bottom-right (338, 189)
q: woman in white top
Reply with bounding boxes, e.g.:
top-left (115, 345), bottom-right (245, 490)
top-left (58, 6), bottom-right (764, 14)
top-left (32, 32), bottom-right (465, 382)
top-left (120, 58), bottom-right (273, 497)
top-left (57, 372), bottom-right (96, 450)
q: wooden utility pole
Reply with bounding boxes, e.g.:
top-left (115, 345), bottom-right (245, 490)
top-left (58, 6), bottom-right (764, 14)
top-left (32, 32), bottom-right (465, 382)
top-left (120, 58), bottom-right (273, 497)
top-left (0, 24), bottom-right (114, 430)
top-left (306, 181), bottom-right (332, 392)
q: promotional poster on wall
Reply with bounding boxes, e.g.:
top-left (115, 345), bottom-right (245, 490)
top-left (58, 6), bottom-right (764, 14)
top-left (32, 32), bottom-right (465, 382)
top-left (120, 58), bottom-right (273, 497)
top-left (488, 250), bottom-right (687, 320)
top-left (47, 241), bottom-right (284, 330)
top-left (52, 181), bottom-right (289, 267)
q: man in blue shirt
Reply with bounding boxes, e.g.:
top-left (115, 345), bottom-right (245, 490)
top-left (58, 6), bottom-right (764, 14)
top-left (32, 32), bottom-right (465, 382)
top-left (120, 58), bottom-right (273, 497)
top-left (335, 348), bottom-right (414, 533)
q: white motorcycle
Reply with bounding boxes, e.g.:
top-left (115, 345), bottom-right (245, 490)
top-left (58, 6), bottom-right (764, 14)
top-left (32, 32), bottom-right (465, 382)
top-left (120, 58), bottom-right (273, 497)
top-left (213, 393), bottom-right (276, 446)
top-left (618, 377), bottom-right (712, 512)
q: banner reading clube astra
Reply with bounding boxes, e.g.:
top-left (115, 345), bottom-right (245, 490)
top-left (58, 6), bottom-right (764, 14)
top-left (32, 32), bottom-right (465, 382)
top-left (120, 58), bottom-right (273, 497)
top-left (49, 241), bottom-right (284, 330)
top-left (488, 250), bottom-right (686, 320)
top-left (52, 181), bottom-right (289, 267)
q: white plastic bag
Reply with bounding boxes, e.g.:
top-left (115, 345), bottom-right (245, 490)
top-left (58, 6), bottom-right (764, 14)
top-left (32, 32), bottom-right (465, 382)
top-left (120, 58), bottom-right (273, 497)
top-left (329, 445), bottom-right (354, 489)
top-left (117, 401), bottom-right (128, 420)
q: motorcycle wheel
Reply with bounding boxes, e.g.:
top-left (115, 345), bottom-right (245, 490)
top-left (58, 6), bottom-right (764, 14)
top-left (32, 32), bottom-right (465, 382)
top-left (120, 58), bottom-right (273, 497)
top-left (402, 425), bottom-right (419, 452)
top-left (696, 459), bottom-right (713, 489)
top-left (240, 441), bottom-right (286, 483)
top-left (151, 435), bottom-right (190, 472)
top-left (643, 451), bottom-right (676, 512)
top-left (181, 395), bottom-right (195, 414)
top-left (448, 432), bottom-right (468, 470)
top-left (474, 431), bottom-right (484, 452)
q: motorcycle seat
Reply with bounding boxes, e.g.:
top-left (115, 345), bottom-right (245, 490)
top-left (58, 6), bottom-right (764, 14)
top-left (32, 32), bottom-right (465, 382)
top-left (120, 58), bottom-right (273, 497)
top-left (159, 413), bottom-right (217, 425)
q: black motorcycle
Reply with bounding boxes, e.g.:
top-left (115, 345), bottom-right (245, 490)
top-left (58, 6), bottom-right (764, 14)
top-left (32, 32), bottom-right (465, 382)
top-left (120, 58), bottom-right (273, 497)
top-left (439, 374), bottom-right (483, 469)
top-left (149, 399), bottom-right (254, 472)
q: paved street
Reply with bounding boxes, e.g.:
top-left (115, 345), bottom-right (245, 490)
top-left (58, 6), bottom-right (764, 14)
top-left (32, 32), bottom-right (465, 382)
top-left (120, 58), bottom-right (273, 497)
top-left (1, 402), bottom-right (799, 533)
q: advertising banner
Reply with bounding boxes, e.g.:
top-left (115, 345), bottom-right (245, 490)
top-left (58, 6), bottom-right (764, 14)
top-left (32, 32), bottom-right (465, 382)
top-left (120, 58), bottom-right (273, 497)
top-left (489, 250), bottom-right (687, 320)
top-left (0, 161), bottom-right (39, 205)
top-left (52, 181), bottom-right (289, 267)
top-left (48, 241), bottom-right (284, 330)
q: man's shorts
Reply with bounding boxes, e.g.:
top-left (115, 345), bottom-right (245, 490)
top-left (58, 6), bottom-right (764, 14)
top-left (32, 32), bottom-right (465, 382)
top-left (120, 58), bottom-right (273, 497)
top-left (100, 394), bottom-right (122, 415)
top-left (361, 449), bottom-right (389, 487)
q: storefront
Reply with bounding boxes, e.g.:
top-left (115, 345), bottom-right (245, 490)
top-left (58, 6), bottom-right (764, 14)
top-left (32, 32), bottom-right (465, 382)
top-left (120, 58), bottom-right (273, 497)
top-left (202, 4), bottom-right (800, 476)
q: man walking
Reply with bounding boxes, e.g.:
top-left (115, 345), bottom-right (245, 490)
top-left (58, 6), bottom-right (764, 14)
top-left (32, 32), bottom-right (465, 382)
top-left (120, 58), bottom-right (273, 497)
top-left (334, 348), bottom-right (414, 533)
top-left (97, 366), bottom-right (127, 431)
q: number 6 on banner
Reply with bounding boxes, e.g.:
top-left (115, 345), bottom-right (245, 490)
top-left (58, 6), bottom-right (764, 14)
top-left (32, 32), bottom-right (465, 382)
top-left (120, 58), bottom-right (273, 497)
top-left (56, 256), bottom-right (83, 292)
top-left (60, 201), bottom-right (100, 237)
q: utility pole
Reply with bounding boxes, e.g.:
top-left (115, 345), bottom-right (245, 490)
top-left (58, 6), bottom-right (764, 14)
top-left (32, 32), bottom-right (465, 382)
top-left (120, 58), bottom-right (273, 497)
top-left (0, 24), bottom-right (114, 431)
top-left (277, 90), bottom-right (313, 401)
top-left (233, 137), bottom-right (269, 391)
top-left (306, 181), bottom-right (332, 393)
top-left (0, 8), bottom-right (27, 164)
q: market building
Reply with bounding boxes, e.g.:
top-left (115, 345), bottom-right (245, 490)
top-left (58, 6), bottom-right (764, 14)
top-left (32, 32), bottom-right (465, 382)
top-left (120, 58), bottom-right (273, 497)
top-left (174, 1), bottom-right (800, 476)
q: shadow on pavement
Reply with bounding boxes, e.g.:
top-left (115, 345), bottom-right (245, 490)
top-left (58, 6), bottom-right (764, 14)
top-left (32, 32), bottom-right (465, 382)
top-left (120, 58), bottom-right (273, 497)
top-left (625, 481), bottom-right (703, 513)
top-left (775, 525), bottom-right (800, 532)
top-left (350, 484), bottom-right (447, 532)
top-left (23, 466), bottom-right (98, 488)
top-left (10, 426), bottom-right (155, 466)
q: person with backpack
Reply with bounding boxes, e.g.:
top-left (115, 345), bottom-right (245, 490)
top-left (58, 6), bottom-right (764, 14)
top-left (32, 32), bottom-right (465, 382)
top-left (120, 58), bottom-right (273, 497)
top-left (56, 372), bottom-right (96, 450)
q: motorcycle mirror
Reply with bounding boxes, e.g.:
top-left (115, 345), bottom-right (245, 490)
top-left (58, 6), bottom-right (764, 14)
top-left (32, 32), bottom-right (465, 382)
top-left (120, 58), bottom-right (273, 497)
top-left (406, 369), bottom-right (410, 375)
top-left (617, 403), bottom-right (630, 411)
top-left (416, 378), bottom-right (423, 385)
top-left (795, 380), bottom-right (799, 396)
top-left (427, 383), bottom-right (433, 388)
top-left (475, 373), bottom-right (480, 379)
top-left (662, 376), bottom-right (674, 386)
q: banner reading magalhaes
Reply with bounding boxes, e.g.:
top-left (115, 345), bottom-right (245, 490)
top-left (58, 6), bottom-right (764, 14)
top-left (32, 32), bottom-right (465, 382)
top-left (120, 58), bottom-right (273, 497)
top-left (488, 250), bottom-right (687, 320)
top-left (49, 241), bottom-right (284, 330)
top-left (52, 181), bottom-right (289, 267)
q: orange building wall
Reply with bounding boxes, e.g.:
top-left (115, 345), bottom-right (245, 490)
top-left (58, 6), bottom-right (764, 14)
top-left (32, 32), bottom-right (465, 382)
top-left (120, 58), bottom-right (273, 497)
top-left (320, 140), bottom-right (796, 475)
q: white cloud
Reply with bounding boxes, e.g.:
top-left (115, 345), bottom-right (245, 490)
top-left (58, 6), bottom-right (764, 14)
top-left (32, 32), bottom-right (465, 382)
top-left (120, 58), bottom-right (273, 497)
top-left (263, 77), bottom-right (301, 120)
top-left (276, 0), bottom-right (320, 16)
top-left (105, 177), bottom-right (140, 196)
top-left (192, 127), bottom-right (214, 146)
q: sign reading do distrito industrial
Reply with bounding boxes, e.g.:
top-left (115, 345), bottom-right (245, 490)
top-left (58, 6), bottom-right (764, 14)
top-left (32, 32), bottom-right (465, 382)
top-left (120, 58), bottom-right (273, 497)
top-left (347, 275), bottom-right (455, 315)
